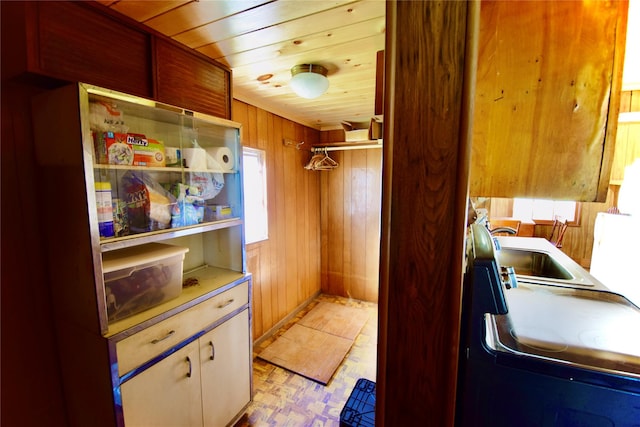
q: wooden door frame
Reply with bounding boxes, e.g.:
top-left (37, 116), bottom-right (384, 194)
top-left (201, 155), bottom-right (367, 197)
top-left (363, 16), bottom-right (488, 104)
top-left (377, 1), bottom-right (479, 425)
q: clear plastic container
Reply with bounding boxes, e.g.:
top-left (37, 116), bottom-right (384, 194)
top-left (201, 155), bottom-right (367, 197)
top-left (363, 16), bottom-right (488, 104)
top-left (102, 243), bottom-right (188, 322)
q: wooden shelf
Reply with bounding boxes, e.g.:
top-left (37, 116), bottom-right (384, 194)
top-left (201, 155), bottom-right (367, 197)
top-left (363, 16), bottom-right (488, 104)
top-left (94, 164), bottom-right (236, 174)
top-left (100, 218), bottom-right (243, 252)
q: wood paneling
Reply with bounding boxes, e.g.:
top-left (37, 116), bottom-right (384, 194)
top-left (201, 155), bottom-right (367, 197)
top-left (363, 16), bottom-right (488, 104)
top-left (5, 1), bottom-right (233, 119)
top-left (1, 81), bottom-right (68, 426)
top-left (319, 148), bottom-right (382, 302)
top-left (611, 121), bottom-right (640, 182)
top-left (103, 0), bottom-right (386, 131)
top-left (379, 1), bottom-right (473, 426)
top-left (34, 2), bottom-right (153, 98)
top-left (470, 0), bottom-right (628, 201)
top-left (619, 90), bottom-right (640, 113)
top-left (155, 38), bottom-right (231, 119)
top-left (232, 100), bottom-right (322, 341)
top-left (236, 98), bottom-right (382, 338)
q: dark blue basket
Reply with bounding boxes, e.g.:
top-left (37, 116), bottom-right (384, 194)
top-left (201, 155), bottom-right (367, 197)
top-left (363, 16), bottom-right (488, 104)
top-left (340, 378), bottom-right (376, 427)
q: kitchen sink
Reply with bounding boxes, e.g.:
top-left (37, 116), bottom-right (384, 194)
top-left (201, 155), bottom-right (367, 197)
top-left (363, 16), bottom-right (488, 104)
top-left (497, 248), bottom-right (573, 280)
top-left (493, 237), bottom-right (605, 289)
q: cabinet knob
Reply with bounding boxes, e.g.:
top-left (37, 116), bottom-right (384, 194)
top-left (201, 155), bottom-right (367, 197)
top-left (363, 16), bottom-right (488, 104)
top-left (186, 356), bottom-right (192, 378)
top-left (209, 341), bottom-right (215, 361)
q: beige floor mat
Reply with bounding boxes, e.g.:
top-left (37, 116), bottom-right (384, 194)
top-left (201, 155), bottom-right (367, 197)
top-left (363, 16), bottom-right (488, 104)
top-left (258, 302), bottom-right (370, 385)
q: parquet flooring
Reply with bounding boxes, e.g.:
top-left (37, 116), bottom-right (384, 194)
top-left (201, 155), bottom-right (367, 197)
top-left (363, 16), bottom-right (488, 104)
top-left (234, 294), bottom-right (378, 427)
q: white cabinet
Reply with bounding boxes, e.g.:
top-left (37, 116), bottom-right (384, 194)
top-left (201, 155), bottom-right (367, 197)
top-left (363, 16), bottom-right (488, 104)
top-left (115, 281), bottom-right (249, 376)
top-left (201, 310), bottom-right (251, 427)
top-left (121, 309), bottom-right (251, 427)
top-left (121, 340), bottom-right (202, 427)
top-left (31, 83), bottom-right (251, 427)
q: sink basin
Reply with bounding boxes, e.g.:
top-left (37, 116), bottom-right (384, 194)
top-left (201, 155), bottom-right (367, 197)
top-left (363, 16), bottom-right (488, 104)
top-left (493, 236), bottom-right (607, 289)
top-left (497, 248), bottom-right (573, 280)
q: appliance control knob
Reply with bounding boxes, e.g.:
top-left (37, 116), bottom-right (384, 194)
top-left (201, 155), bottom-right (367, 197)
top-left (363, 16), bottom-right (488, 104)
top-left (500, 265), bottom-right (518, 289)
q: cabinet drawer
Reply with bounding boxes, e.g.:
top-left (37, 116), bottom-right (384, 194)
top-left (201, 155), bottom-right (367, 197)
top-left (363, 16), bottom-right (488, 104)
top-left (117, 281), bottom-right (249, 376)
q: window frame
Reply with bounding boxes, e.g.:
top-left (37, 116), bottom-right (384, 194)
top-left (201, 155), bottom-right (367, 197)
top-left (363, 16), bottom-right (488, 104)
top-left (242, 147), bottom-right (268, 245)
top-left (511, 198), bottom-right (582, 227)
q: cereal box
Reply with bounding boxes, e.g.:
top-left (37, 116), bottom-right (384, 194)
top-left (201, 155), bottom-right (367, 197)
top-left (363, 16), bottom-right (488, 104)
top-left (93, 131), bottom-right (134, 165)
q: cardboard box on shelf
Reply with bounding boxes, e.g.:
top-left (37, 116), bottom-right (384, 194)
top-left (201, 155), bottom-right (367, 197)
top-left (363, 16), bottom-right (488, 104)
top-left (341, 121), bottom-right (370, 142)
top-left (341, 116), bottom-right (384, 142)
top-left (369, 115), bottom-right (383, 140)
top-left (129, 135), bottom-right (166, 167)
top-left (92, 132), bottom-right (166, 166)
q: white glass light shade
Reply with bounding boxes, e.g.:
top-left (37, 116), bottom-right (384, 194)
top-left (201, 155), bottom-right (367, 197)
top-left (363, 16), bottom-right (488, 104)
top-left (290, 64), bottom-right (329, 99)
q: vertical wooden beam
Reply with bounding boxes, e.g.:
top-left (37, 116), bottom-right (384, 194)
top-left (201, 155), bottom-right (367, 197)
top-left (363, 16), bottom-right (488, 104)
top-left (375, 50), bottom-right (385, 116)
top-left (377, 1), bottom-right (477, 425)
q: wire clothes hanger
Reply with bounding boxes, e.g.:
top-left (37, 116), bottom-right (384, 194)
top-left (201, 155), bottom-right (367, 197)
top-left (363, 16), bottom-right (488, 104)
top-left (304, 147), bottom-right (339, 170)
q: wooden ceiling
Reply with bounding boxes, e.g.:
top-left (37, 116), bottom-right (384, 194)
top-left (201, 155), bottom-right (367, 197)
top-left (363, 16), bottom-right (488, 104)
top-left (100, 0), bottom-right (386, 130)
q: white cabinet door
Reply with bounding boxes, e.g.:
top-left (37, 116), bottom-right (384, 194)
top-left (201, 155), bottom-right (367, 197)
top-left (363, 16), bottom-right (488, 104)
top-left (121, 340), bottom-right (202, 427)
top-left (200, 309), bottom-right (251, 427)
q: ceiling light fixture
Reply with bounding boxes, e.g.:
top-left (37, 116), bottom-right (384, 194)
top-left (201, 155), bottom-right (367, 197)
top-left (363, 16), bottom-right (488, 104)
top-left (289, 64), bottom-right (329, 99)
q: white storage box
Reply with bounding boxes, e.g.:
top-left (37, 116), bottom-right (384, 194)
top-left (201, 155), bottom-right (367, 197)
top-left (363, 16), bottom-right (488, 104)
top-left (103, 243), bottom-right (189, 322)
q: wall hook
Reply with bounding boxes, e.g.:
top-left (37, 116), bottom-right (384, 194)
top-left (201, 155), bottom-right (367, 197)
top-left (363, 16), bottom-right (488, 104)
top-left (282, 138), bottom-right (305, 150)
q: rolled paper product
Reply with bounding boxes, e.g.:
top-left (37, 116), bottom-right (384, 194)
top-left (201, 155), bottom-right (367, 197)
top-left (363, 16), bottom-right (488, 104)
top-left (164, 146), bottom-right (181, 167)
top-left (206, 147), bottom-right (234, 171)
top-left (182, 147), bottom-right (207, 169)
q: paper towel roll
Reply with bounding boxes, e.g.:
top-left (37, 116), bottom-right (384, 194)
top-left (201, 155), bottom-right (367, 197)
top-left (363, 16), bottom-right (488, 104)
top-left (206, 147), bottom-right (234, 171)
top-left (182, 148), bottom-right (207, 169)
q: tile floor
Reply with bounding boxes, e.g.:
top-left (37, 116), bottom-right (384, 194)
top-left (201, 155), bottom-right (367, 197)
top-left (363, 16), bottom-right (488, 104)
top-left (234, 294), bottom-right (378, 427)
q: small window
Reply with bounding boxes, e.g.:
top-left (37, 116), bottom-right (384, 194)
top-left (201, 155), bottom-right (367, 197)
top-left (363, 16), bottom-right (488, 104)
top-left (242, 147), bottom-right (268, 244)
top-left (512, 198), bottom-right (581, 226)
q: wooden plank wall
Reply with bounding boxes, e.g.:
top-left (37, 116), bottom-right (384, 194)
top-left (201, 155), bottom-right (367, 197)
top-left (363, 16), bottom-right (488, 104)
top-left (1, 79), bottom-right (69, 427)
top-left (488, 90), bottom-right (640, 268)
top-left (319, 130), bottom-right (382, 302)
top-left (378, 1), bottom-right (472, 424)
top-left (232, 99), bottom-right (322, 341)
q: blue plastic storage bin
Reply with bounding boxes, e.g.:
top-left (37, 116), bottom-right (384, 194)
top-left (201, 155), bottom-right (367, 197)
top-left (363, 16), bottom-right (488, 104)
top-left (340, 378), bottom-right (376, 427)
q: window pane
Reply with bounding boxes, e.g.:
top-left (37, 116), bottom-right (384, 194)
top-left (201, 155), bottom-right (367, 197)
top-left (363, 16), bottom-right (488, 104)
top-left (242, 148), bottom-right (268, 243)
top-left (512, 198), bottom-right (576, 222)
top-left (532, 199), bottom-right (554, 220)
top-left (513, 198), bottom-right (534, 221)
top-left (554, 200), bottom-right (576, 222)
